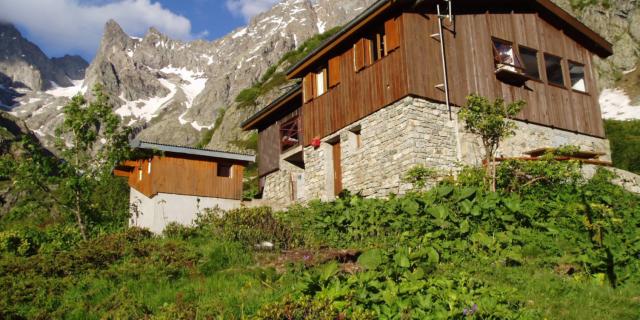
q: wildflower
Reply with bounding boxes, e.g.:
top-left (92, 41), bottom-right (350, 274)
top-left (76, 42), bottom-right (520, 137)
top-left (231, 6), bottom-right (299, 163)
top-left (463, 304), bottom-right (478, 316)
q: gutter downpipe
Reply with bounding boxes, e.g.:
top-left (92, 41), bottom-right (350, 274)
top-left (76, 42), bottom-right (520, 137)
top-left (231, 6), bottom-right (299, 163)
top-left (437, 1), bottom-right (452, 120)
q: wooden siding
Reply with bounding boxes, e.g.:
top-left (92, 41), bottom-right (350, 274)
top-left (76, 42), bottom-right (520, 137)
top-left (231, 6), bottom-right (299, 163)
top-left (258, 107), bottom-right (302, 177)
top-left (402, 9), bottom-right (604, 137)
top-left (127, 154), bottom-right (245, 200)
top-left (302, 14), bottom-right (408, 144)
top-left (258, 122), bottom-right (280, 176)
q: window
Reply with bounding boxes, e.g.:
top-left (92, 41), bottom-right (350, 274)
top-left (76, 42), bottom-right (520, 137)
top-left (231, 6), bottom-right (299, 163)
top-left (217, 163), bottom-right (232, 178)
top-left (519, 46), bottom-right (540, 80)
top-left (353, 18), bottom-right (398, 72)
top-left (315, 69), bottom-right (326, 96)
top-left (544, 54), bottom-right (565, 87)
top-left (349, 126), bottom-right (362, 150)
top-left (568, 61), bottom-right (587, 92)
top-left (280, 117), bottom-right (300, 151)
top-left (492, 39), bottom-right (522, 72)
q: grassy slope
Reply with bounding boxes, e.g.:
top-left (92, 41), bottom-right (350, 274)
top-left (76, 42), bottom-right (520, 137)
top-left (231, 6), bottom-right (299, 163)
top-left (1, 163), bottom-right (639, 319)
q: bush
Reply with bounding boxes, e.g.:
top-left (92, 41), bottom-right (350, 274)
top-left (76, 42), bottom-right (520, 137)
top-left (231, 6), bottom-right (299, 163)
top-left (198, 207), bottom-right (301, 250)
top-left (605, 119), bottom-right (640, 174)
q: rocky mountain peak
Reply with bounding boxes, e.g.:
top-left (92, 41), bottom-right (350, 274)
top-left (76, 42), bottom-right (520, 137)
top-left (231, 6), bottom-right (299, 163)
top-left (100, 20), bottom-right (136, 51)
top-left (51, 55), bottom-right (89, 80)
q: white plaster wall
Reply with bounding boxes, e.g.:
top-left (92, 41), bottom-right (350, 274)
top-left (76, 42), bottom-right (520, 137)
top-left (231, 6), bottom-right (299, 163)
top-left (129, 188), bottom-right (241, 234)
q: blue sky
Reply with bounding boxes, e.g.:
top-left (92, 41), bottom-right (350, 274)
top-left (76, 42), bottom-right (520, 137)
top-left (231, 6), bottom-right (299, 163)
top-left (0, 0), bottom-right (280, 61)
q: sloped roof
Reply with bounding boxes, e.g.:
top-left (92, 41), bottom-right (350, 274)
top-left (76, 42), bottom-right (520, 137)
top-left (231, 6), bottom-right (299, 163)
top-left (286, 0), bottom-right (613, 79)
top-left (131, 140), bottom-right (255, 162)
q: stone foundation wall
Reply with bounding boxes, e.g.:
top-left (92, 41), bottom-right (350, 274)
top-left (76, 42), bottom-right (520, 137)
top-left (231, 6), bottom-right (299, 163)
top-left (262, 159), bottom-right (304, 206)
top-left (262, 96), bottom-right (613, 205)
top-left (304, 97), bottom-right (459, 200)
top-left (457, 115), bottom-right (612, 166)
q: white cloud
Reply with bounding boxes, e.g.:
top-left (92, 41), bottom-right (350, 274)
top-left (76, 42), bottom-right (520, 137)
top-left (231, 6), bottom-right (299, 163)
top-left (225, 0), bottom-right (280, 21)
top-left (0, 0), bottom-right (197, 58)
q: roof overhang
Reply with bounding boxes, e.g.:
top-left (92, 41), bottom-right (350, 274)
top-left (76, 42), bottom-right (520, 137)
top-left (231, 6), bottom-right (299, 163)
top-left (241, 84), bottom-right (302, 131)
top-left (286, 0), bottom-right (612, 80)
top-left (130, 140), bottom-right (256, 162)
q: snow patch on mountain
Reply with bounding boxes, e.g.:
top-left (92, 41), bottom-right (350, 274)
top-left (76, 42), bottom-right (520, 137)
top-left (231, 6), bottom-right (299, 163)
top-left (599, 89), bottom-right (640, 120)
top-left (46, 80), bottom-right (86, 98)
top-left (115, 78), bottom-right (177, 122)
top-left (160, 66), bottom-right (207, 107)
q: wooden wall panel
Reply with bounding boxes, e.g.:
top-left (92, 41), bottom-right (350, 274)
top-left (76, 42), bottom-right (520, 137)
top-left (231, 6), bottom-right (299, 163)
top-left (258, 122), bottom-right (280, 176)
top-left (128, 155), bottom-right (246, 200)
top-left (402, 9), bottom-right (605, 138)
top-left (302, 14), bottom-right (409, 145)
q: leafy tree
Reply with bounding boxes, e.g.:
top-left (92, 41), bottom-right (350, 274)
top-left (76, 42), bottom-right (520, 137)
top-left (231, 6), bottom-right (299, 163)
top-left (53, 84), bottom-right (132, 239)
top-left (459, 94), bottom-right (525, 191)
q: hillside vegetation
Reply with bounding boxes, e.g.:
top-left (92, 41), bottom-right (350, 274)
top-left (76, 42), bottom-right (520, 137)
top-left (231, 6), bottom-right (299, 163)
top-left (605, 119), bottom-right (640, 174)
top-left (1, 157), bottom-right (638, 319)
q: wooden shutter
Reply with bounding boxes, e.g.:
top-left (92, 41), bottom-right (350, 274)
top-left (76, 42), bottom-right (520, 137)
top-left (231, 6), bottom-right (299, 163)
top-left (385, 17), bottom-right (400, 52)
top-left (328, 56), bottom-right (341, 87)
top-left (364, 39), bottom-right (374, 66)
top-left (303, 73), bottom-right (314, 103)
top-left (353, 39), bottom-right (366, 72)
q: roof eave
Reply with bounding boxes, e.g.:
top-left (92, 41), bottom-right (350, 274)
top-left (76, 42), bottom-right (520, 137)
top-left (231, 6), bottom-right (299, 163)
top-left (241, 84), bottom-right (302, 131)
top-left (131, 140), bottom-right (256, 162)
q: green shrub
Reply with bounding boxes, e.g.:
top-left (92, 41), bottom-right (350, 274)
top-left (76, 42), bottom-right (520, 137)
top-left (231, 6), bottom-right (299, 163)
top-left (198, 207), bottom-right (300, 250)
top-left (236, 87), bottom-right (262, 108)
top-left (605, 119), bottom-right (640, 174)
top-left (403, 165), bottom-right (438, 191)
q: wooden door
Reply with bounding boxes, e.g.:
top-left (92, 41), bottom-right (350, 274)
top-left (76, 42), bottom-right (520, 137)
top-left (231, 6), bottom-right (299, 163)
top-left (332, 142), bottom-right (342, 196)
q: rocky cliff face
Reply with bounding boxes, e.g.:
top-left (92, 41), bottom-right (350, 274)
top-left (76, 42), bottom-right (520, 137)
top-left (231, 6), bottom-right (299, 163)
top-left (0, 23), bottom-right (79, 92)
top-left (1, 0), bottom-right (638, 153)
top-left (4, 0), bottom-right (375, 150)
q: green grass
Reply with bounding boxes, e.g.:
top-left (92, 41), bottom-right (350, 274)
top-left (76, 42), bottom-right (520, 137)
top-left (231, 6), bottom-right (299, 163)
top-left (1, 161), bottom-right (639, 319)
top-left (462, 263), bottom-right (640, 320)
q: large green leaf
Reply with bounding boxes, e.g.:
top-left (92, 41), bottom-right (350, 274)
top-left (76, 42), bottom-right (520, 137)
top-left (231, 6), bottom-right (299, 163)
top-left (357, 249), bottom-right (385, 270)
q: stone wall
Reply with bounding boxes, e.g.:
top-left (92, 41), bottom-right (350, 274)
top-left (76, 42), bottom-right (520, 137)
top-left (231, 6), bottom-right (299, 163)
top-left (262, 158), bottom-right (304, 206)
top-left (262, 96), bottom-right (613, 205)
top-left (458, 117), bottom-right (612, 166)
top-left (304, 97), bottom-right (459, 200)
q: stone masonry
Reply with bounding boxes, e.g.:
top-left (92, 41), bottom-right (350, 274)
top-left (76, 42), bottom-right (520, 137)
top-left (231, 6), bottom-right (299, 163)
top-left (262, 96), bottom-right (613, 204)
top-left (304, 97), bottom-right (458, 200)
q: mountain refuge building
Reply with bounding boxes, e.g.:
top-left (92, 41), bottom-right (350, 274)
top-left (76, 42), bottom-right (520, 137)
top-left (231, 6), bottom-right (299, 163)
top-left (114, 141), bottom-right (255, 233)
top-left (242, 0), bottom-right (614, 206)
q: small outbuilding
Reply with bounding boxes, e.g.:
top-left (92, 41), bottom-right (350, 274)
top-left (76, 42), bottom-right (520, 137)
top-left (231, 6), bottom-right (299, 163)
top-left (114, 140), bottom-right (255, 233)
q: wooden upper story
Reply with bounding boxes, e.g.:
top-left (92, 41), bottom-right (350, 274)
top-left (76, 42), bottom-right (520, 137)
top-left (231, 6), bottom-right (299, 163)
top-left (114, 141), bottom-right (255, 200)
top-left (242, 0), bottom-right (613, 177)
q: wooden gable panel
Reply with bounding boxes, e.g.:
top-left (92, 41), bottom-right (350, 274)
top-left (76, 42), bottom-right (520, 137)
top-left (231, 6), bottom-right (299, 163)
top-left (258, 123), bottom-right (280, 177)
